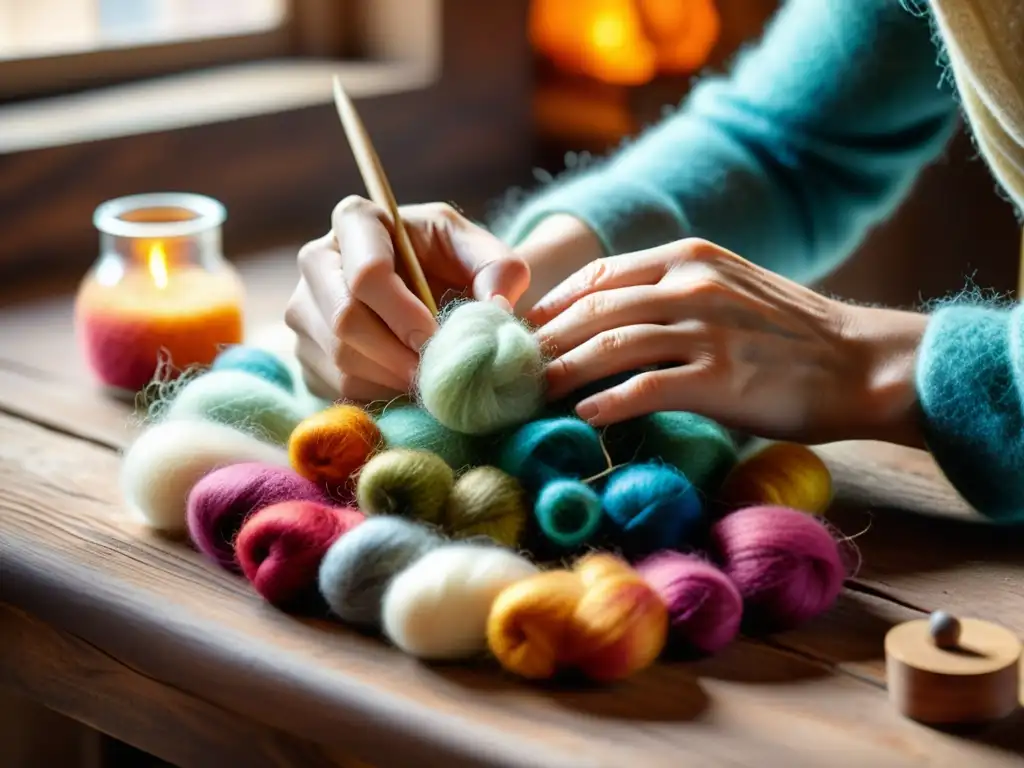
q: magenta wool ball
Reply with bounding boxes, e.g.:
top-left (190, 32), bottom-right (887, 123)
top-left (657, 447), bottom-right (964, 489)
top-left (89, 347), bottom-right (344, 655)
top-left (186, 462), bottom-right (327, 571)
top-left (635, 551), bottom-right (743, 655)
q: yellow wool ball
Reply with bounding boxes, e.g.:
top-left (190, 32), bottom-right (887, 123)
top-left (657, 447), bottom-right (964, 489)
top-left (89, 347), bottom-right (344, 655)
top-left (718, 441), bottom-right (833, 516)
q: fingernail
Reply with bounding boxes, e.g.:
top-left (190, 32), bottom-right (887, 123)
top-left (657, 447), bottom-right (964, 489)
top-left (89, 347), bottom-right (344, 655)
top-left (576, 400), bottom-right (599, 422)
top-left (489, 295), bottom-right (513, 314)
top-left (408, 331), bottom-right (429, 351)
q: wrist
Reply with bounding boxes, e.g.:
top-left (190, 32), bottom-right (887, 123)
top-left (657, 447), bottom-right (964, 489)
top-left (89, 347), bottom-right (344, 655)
top-left (512, 215), bottom-right (605, 315)
top-left (839, 303), bottom-right (929, 449)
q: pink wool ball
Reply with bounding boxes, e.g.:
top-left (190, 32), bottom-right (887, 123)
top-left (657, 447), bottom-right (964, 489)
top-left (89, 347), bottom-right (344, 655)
top-left (186, 462), bottom-right (327, 572)
top-left (635, 551), bottom-right (742, 655)
top-left (710, 505), bottom-right (845, 632)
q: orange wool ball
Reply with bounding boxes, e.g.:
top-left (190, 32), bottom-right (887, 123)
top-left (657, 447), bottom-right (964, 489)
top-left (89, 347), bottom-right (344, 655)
top-left (288, 405), bottom-right (382, 492)
top-left (486, 553), bottom-right (668, 682)
top-left (569, 554), bottom-right (669, 682)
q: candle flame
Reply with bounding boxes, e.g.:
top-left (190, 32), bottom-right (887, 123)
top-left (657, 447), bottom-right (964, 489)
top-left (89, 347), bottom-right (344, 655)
top-left (148, 242), bottom-right (169, 290)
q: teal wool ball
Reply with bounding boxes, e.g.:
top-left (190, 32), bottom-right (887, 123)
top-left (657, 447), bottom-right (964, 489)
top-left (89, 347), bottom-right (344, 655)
top-left (376, 404), bottom-right (484, 471)
top-left (601, 463), bottom-right (704, 558)
top-left (163, 369), bottom-right (309, 445)
top-left (606, 411), bottom-right (738, 493)
top-left (416, 300), bottom-right (545, 435)
top-left (211, 345), bottom-right (295, 393)
top-left (498, 417), bottom-right (607, 495)
top-left (534, 479), bottom-right (603, 551)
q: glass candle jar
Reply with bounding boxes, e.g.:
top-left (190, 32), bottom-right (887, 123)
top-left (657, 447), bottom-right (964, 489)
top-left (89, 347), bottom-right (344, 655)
top-left (75, 193), bottom-right (245, 395)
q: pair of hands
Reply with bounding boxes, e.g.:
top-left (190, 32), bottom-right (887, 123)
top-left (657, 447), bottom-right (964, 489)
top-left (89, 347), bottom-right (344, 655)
top-left (286, 197), bottom-right (927, 447)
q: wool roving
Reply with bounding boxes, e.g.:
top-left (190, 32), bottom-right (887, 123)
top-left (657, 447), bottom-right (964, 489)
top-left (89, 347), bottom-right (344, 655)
top-left (417, 300), bottom-right (545, 435)
top-left (710, 505), bottom-right (845, 632)
top-left (486, 553), bottom-right (668, 682)
top-left (605, 411), bottom-right (738, 494)
top-left (288, 404), bottom-right (382, 493)
top-left (235, 500), bottom-right (364, 608)
top-left (445, 466), bottom-right (528, 548)
top-left (120, 418), bottom-right (289, 533)
top-left (600, 464), bottom-right (704, 558)
top-left (375, 403), bottom-right (484, 471)
top-left (381, 543), bottom-right (539, 660)
top-left (318, 516), bottom-right (443, 627)
top-left (210, 345), bottom-right (295, 392)
top-left (718, 441), bottom-right (832, 516)
top-left (533, 479), bottom-right (603, 551)
top-left (634, 552), bottom-right (742, 655)
top-left (498, 417), bottom-right (607, 495)
top-left (355, 449), bottom-right (454, 524)
top-left (186, 462), bottom-right (327, 572)
top-left (162, 369), bottom-right (310, 445)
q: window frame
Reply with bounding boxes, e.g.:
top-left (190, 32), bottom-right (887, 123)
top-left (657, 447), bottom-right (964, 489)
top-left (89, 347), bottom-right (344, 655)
top-left (0, 0), bottom-right (351, 101)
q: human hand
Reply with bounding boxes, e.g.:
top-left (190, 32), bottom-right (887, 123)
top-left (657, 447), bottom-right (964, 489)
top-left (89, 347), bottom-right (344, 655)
top-left (285, 197), bottom-right (530, 401)
top-left (529, 239), bottom-right (927, 446)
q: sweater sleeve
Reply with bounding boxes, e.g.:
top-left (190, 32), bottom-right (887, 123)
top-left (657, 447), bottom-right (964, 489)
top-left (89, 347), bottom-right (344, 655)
top-left (917, 303), bottom-right (1024, 522)
top-left (498, 0), bottom-right (959, 284)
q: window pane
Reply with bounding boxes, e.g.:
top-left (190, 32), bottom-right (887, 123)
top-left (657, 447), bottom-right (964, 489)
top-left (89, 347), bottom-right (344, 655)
top-left (0, 0), bottom-right (288, 60)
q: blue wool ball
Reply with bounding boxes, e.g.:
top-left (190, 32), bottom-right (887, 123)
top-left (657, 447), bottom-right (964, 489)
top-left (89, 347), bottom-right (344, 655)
top-left (534, 479), bottom-right (603, 551)
top-left (498, 417), bottom-right (607, 495)
top-left (601, 463), bottom-right (704, 557)
top-left (212, 345), bottom-right (295, 393)
top-left (376, 404), bottom-right (483, 471)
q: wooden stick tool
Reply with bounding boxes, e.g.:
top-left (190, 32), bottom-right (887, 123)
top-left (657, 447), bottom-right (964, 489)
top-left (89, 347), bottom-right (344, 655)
top-left (331, 75), bottom-right (438, 316)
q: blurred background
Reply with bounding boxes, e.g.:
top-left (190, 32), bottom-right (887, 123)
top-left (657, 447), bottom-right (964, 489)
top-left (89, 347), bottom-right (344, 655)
top-left (0, 0), bottom-right (1020, 304)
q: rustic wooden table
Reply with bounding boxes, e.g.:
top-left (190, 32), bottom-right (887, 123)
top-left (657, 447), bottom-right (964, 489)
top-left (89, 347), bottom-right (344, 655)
top-left (2, 250), bottom-right (1024, 768)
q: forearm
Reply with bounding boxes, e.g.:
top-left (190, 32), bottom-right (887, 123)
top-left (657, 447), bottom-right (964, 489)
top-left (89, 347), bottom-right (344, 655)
top-left (498, 0), bottom-right (956, 285)
top-left (512, 214), bottom-right (604, 314)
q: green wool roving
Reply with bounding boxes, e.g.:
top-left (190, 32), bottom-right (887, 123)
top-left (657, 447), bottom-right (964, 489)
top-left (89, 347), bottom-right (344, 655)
top-left (355, 449), bottom-right (455, 525)
top-left (605, 411), bottom-right (738, 493)
top-left (162, 369), bottom-right (310, 445)
top-left (416, 300), bottom-right (545, 436)
top-left (376, 403), bottom-right (485, 471)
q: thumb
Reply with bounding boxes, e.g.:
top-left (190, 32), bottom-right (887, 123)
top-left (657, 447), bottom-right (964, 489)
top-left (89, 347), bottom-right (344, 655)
top-left (471, 256), bottom-right (530, 307)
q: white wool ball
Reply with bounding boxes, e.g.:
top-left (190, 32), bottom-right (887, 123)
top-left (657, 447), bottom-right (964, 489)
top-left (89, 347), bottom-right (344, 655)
top-left (381, 543), bottom-right (539, 660)
top-left (120, 419), bottom-right (289, 533)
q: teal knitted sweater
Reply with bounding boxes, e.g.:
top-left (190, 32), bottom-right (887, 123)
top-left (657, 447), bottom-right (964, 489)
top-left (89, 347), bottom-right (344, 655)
top-left (501, 0), bottom-right (1024, 521)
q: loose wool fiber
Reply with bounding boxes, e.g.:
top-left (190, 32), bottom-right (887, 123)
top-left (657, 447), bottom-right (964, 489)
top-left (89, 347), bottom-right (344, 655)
top-left (498, 417), bottom-right (607, 494)
top-left (635, 552), bottom-right (742, 655)
top-left (211, 345), bottom-right (295, 392)
top-left (606, 411), bottom-right (738, 493)
top-left (445, 466), bottom-right (528, 547)
top-left (289, 404), bottom-right (382, 491)
top-left (376, 404), bottom-right (483, 471)
top-left (486, 553), bottom-right (668, 682)
top-left (161, 369), bottom-right (310, 446)
top-left (318, 516), bottom-right (443, 627)
top-left (533, 480), bottom-right (604, 551)
top-left (710, 505), bottom-right (845, 631)
top-left (718, 441), bottom-right (832, 516)
top-left (236, 500), bottom-right (364, 608)
top-left (186, 462), bottom-right (327, 572)
top-left (381, 543), bottom-right (539, 660)
top-left (356, 449), bottom-right (454, 524)
top-left (601, 464), bottom-right (704, 558)
top-left (121, 419), bottom-right (289, 533)
top-left (417, 300), bottom-right (545, 435)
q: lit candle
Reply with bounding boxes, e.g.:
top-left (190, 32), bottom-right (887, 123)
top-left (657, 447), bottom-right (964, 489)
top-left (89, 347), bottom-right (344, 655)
top-left (75, 193), bottom-right (245, 396)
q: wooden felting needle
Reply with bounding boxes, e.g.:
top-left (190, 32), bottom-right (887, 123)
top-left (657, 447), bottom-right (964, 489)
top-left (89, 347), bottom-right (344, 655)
top-left (331, 75), bottom-right (438, 317)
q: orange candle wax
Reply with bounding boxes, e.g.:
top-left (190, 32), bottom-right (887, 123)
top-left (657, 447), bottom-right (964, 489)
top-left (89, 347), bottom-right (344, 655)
top-left (75, 256), bottom-right (244, 393)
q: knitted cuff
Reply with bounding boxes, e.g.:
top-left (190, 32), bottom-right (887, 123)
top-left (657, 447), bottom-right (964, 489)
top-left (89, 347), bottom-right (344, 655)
top-left (916, 303), bottom-right (1024, 522)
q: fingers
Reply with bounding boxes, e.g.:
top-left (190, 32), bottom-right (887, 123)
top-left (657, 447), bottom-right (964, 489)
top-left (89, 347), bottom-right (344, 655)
top-left (286, 277), bottom-right (411, 398)
top-left (544, 324), bottom-right (689, 402)
top-left (472, 257), bottom-right (531, 307)
top-left (575, 367), bottom-right (710, 426)
top-left (331, 197), bottom-right (438, 350)
top-left (295, 334), bottom-right (402, 404)
top-left (536, 286), bottom-right (668, 356)
top-left (526, 250), bottom-right (668, 326)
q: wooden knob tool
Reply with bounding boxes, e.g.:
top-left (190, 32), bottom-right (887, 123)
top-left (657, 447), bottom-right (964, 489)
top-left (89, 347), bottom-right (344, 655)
top-left (885, 610), bottom-right (1021, 725)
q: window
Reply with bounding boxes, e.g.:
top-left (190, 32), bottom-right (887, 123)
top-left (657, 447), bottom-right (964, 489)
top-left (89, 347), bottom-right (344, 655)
top-left (0, 0), bottom-right (330, 100)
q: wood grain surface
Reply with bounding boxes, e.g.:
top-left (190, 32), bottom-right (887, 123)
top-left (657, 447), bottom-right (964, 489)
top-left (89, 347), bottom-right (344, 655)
top-left (2, 251), bottom-right (1024, 767)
